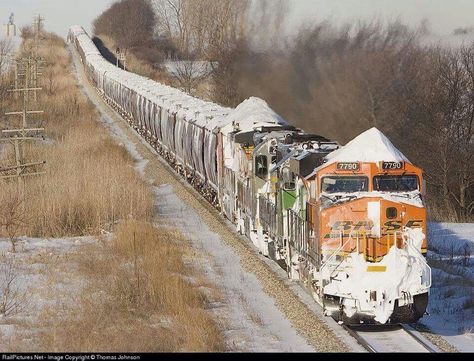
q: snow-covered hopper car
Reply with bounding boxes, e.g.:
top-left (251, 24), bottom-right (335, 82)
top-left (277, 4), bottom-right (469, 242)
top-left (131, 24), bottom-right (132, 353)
top-left (68, 26), bottom-right (431, 325)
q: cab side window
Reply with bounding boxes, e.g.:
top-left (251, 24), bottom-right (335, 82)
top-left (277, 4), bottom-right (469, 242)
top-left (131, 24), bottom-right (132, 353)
top-left (255, 155), bottom-right (268, 179)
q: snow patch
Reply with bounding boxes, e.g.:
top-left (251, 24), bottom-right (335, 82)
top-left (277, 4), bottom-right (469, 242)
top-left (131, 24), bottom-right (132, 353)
top-left (421, 222), bottom-right (474, 352)
top-left (69, 46), bottom-right (149, 178)
top-left (154, 184), bottom-right (314, 352)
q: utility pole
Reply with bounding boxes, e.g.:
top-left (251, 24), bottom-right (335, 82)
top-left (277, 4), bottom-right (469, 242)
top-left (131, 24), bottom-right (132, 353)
top-left (33, 14), bottom-right (44, 39)
top-left (0, 47), bottom-right (46, 206)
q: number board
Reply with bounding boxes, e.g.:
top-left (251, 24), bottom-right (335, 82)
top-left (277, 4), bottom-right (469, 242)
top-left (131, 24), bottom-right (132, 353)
top-left (336, 162), bottom-right (360, 171)
top-left (382, 161), bottom-right (405, 170)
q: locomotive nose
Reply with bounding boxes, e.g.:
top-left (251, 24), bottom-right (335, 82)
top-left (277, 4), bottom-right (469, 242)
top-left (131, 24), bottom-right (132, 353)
top-left (364, 200), bottom-right (405, 261)
top-left (364, 199), bottom-right (425, 261)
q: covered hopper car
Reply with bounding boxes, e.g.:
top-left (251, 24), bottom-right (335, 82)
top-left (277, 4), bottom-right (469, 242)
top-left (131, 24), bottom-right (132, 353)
top-left (68, 26), bottom-right (431, 325)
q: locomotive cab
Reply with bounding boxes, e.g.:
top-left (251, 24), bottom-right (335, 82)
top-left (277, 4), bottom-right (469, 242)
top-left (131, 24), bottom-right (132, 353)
top-left (303, 128), bottom-right (431, 325)
top-left (316, 160), bottom-right (427, 262)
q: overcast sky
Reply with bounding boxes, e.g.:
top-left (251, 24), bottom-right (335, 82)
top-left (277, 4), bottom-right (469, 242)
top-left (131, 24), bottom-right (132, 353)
top-left (1, 0), bottom-right (474, 38)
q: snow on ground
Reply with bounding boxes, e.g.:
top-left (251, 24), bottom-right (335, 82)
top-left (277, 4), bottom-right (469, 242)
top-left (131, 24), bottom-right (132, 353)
top-left (0, 236), bottom-right (96, 349)
top-left (419, 222), bottom-right (474, 352)
top-left (154, 184), bottom-right (314, 351)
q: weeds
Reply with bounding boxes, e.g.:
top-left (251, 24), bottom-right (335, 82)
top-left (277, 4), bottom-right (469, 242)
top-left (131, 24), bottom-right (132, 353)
top-left (0, 34), bottom-right (223, 351)
top-left (0, 33), bottom-right (154, 239)
top-left (0, 186), bottom-right (27, 253)
top-left (37, 221), bottom-right (224, 352)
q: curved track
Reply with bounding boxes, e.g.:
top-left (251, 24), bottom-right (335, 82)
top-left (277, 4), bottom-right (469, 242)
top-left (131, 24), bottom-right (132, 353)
top-left (70, 43), bottom-right (442, 353)
top-left (344, 324), bottom-right (438, 353)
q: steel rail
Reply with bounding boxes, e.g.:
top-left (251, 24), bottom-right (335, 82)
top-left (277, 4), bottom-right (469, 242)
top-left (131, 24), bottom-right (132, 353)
top-left (401, 324), bottom-right (438, 353)
top-left (342, 325), bottom-right (377, 353)
top-left (344, 324), bottom-right (437, 353)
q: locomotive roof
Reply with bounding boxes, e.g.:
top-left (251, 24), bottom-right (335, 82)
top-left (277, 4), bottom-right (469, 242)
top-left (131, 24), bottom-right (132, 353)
top-left (324, 127), bottom-right (411, 165)
top-left (220, 97), bottom-right (288, 136)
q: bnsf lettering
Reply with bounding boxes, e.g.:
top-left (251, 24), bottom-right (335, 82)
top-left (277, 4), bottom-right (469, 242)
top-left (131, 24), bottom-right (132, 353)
top-left (405, 220), bottom-right (423, 228)
top-left (330, 221), bottom-right (372, 231)
top-left (384, 221), bottom-right (402, 231)
top-left (330, 221), bottom-right (353, 231)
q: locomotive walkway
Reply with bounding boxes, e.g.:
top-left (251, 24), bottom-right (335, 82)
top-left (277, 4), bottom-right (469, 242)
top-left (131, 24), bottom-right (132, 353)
top-left (68, 44), bottom-right (362, 352)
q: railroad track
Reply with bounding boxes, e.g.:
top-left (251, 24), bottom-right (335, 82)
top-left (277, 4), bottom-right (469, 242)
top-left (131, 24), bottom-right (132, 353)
top-left (70, 44), bottom-right (443, 353)
top-left (343, 324), bottom-right (439, 353)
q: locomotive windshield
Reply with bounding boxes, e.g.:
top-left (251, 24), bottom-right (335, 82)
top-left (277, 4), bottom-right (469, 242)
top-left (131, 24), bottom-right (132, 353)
top-left (373, 175), bottom-right (419, 192)
top-left (321, 176), bottom-right (368, 193)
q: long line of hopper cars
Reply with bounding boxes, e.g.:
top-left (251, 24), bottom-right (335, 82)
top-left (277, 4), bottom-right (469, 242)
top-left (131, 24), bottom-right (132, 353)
top-left (68, 26), bottom-right (431, 325)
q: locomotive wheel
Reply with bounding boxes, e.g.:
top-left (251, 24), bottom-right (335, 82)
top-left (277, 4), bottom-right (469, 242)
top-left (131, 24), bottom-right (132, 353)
top-left (390, 293), bottom-right (429, 324)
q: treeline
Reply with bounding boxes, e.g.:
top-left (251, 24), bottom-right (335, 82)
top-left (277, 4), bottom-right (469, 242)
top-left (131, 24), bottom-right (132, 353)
top-left (92, 1), bottom-right (473, 221)
top-left (246, 22), bottom-right (474, 222)
top-left (93, 0), bottom-right (164, 67)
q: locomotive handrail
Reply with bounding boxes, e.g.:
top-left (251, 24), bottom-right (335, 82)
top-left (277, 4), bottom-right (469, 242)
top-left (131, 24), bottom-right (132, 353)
top-left (401, 230), bottom-right (432, 289)
top-left (320, 230), bottom-right (358, 274)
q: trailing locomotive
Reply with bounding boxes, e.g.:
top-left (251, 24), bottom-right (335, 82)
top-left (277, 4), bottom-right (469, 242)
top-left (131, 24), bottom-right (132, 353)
top-left (68, 26), bottom-right (431, 325)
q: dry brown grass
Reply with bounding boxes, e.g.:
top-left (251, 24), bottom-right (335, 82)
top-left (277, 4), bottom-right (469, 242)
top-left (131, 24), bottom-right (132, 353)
top-left (0, 33), bottom-right (154, 238)
top-left (36, 220), bottom-right (224, 352)
top-left (0, 33), bottom-right (224, 352)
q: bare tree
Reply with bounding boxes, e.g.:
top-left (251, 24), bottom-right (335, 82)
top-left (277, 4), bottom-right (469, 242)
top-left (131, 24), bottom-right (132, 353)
top-left (153, 0), bottom-right (190, 56)
top-left (152, 0), bottom-right (287, 58)
top-left (0, 258), bottom-right (27, 317)
top-left (19, 25), bottom-right (34, 41)
top-left (0, 39), bottom-right (13, 78)
top-left (169, 60), bottom-right (213, 94)
top-left (0, 188), bottom-right (27, 253)
top-left (93, 0), bottom-right (156, 50)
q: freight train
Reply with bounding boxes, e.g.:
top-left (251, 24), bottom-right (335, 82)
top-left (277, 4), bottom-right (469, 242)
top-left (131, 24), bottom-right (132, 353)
top-left (68, 26), bottom-right (431, 325)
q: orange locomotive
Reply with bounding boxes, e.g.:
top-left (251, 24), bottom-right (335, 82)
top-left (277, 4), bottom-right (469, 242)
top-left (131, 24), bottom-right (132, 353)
top-left (280, 128), bottom-right (431, 324)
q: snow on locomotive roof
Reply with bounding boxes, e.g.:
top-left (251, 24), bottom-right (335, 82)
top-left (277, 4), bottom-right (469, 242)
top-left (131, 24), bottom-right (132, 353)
top-left (324, 127), bottom-right (410, 165)
top-left (220, 97), bottom-right (288, 136)
top-left (227, 97), bottom-right (287, 127)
